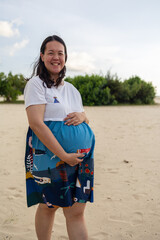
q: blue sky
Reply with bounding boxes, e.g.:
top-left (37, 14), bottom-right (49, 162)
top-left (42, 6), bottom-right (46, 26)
top-left (1, 0), bottom-right (160, 95)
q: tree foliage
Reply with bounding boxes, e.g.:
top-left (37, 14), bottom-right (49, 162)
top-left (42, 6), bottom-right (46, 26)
top-left (66, 74), bottom-right (114, 105)
top-left (0, 72), bottom-right (26, 102)
top-left (65, 73), bottom-right (156, 106)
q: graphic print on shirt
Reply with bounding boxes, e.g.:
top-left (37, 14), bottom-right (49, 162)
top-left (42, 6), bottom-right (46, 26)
top-left (53, 97), bottom-right (60, 103)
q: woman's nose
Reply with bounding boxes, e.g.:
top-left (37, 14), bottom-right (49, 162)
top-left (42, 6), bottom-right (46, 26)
top-left (52, 53), bottom-right (59, 59)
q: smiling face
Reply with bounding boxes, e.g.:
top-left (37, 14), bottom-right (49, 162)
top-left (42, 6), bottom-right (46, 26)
top-left (40, 40), bottom-right (65, 81)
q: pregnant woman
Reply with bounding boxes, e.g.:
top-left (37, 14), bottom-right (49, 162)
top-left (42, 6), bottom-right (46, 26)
top-left (24, 35), bottom-right (95, 240)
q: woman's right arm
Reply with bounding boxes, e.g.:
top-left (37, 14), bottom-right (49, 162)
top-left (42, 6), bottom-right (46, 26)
top-left (26, 104), bottom-right (84, 166)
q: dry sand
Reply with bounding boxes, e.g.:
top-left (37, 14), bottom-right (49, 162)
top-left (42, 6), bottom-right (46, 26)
top-left (0, 103), bottom-right (160, 240)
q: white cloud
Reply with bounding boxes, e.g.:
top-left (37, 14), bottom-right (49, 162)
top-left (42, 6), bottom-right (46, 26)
top-left (0, 20), bottom-right (22, 37)
top-left (67, 52), bottom-right (95, 73)
top-left (9, 39), bottom-right (29, 56)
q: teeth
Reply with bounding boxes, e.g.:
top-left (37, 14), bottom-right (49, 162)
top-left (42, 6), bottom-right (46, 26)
top-left (52, 63), bottom-right (59, 66)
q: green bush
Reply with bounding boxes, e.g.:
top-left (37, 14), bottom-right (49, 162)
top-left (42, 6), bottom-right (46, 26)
top-left (105, 72), bottom-right (130, 103)
top-left (124, 76), bottom-right (156, 104)
top-left (65, 73), bottom-right (156, 105)
top-left (0, 72), bottom-right (26, 102)
top-left (0, 71), bottom-right (156, 105)
top-left (65, 74), bottom-right (114, 106)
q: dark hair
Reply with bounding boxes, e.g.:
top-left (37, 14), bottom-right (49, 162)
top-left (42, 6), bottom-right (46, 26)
top-left (30, 35), bottom-right (67, 88)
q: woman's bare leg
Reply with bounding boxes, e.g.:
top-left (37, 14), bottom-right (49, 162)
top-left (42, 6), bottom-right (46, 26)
top-left (35, 203), bottom-right (58, 240)
top-left (63, 203), bottom-right (88, 240)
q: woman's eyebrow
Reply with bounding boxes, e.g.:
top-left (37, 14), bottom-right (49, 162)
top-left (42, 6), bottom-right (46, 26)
top-left (48, 49), bottom-right (64, 53)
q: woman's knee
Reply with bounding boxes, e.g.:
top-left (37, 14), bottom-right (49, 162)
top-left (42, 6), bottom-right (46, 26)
top-left (63, 203), bottom-right (86, 220)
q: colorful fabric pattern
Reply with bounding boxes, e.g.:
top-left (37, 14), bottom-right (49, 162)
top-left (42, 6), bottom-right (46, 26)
top-left (25, 121), bottom-right (95, 208)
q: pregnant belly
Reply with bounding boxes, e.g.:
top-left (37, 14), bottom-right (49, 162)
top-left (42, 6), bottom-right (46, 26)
top-left (47, 121), bottom-right (94, 153)
top-left (32, 121), bottom-right (95, 172)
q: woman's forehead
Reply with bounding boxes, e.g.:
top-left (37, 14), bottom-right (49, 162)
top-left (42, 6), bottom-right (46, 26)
top-left (45, 41), bottom-right (64, 51)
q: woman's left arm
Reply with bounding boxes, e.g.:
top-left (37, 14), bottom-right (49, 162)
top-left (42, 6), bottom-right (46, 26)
top-left (64, 112), bottom-right (89, 126)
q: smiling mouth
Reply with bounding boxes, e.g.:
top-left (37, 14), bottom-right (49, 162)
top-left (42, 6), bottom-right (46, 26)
top-left (51, 63), bottom-right (60, 66)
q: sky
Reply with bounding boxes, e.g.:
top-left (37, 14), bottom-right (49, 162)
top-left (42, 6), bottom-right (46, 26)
top-left (0, 0), bottom-right (160, 95)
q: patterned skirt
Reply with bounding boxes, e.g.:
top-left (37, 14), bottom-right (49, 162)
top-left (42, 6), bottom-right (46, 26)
top-left (25, 121), bottom-right (95, 208)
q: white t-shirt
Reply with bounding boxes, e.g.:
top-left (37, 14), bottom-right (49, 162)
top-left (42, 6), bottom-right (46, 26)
top-left (24, 76), bottom-right (84, 121)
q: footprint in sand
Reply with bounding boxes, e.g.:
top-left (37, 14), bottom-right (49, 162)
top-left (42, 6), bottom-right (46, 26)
top-left (108, 214), bottom-right (128, 224)
top-left (132, 193), bottom-right (147, 200)
top-left (3, 211), bottom-right (18, 225)
top-left (130, 212), bottom-right (143, 226)
top-left (108, 212), bottom-right (143, 226)
top-left (7, 187), bottom-right (23, 198)
top-left (13, 193), bottom-right (23, 198)
top-left (90, 231), bottom-right (109, 240)
top-left (148, 211), bottom-right (160, 218)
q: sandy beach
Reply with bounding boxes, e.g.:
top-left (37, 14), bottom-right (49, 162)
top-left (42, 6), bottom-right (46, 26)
top-left (0, 102), bottom-right (160, 240)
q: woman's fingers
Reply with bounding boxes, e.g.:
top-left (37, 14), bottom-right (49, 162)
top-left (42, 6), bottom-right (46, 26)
top-left (65, 119), bottom-right (79, 126)
top-left (64, 116), bottom-right (78, 125)
top-left (64, 153), bottom-right (84, 166)
top-left (76, 153), bottom-right (85, 159)
top-left (64, 112), bottom-right (84, 126)
top-left (63, 113), bottom-right (74, 121)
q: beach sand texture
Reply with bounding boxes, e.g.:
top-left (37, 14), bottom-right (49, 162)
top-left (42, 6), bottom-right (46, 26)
top-left (0, 103), bottom-right (160, 240)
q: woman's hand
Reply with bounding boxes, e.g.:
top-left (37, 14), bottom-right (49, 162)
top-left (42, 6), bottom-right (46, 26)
top-left (62, 152), bottom-right (85, 166)
top-left (64, 112), bottom-right (89, 126)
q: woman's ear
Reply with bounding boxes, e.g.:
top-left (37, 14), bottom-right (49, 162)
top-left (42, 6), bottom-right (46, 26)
top-left (40, 52), bottom-right (44, 62)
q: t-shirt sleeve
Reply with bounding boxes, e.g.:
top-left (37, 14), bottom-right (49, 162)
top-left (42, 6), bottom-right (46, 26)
top-left (24, 77), bottom-right (47, 108)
